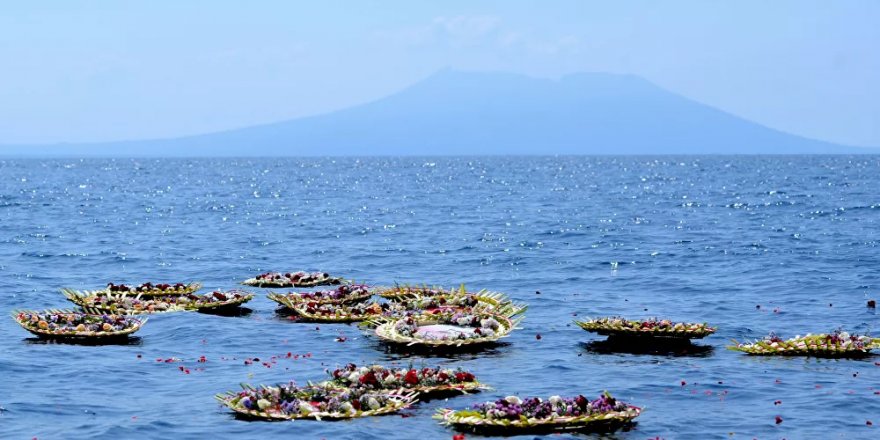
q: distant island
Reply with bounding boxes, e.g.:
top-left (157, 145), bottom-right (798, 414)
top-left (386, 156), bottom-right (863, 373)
top-left (2, 70), bottom-right (875, 156)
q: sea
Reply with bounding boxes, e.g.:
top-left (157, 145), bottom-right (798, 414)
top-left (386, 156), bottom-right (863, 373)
top-left (1, 156), bottom-right (878, 439)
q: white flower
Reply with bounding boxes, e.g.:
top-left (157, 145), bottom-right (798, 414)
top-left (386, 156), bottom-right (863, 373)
top-left (548, 395), bottom-right (562, 404)
top-left (505, 396), bottom-right (522, 405)
top-left (257, 399), bottom-right (271, 410)
top-left (298, 402), bottom-right (313, 414)
top-left (339, 402), bottom-right (354, 413)
top-left (347, 372), bottom-right (360, 383)
top-left (366, 397), bottom-right (381, 410)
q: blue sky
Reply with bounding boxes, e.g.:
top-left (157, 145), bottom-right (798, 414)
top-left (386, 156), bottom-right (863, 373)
top-left (0, 1), bottom-right (877, 146)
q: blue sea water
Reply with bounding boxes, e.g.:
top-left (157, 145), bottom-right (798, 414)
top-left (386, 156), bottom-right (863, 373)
top-left (0, 156), bottom-right (878, 440)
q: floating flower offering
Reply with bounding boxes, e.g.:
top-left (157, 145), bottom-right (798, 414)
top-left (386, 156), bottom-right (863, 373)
top-left (376, 284), bottom-right (473, 301)
top-left (196, 290), bottom-right (255, 311)
top-left (324, 364), bottom-right (487, 396)
top-left (375, 311), bottom-right (520, 347)
top-left (375, 284), bottom-right (525, 315)
top-left (104, 282), bottom-right (201, 296)
top-left (62, 289), bottom-right (254, 314)
top-left (396, 293), bottom-right (526, 317)
top-left (361, 295), bottom-right (516, 330)
top-left (216, 383), bottom-right (418, 420)
top-left (434, 392), bottom-right (641, 433)
top-left (267, 284), bottom-right (372, 309)
top-left (728, 330), bottom-right (880, 357)
top-left (63, 289), bottom-right (186, 314)
top-left (575, 317), bottom-right (716, 339)
top-left (293, 302), bottom-right (387, 322)
top-left (12, 309), bottom-right (146, 339)
top-left (242, 271), bottom-right (344, 288)
top-left (380, 296), bottom-right (484, 322)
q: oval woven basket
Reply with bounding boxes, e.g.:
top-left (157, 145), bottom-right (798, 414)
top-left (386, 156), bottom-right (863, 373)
top-left (62, 289), bottom-right (253, 314)
top-left (267, 285), bottom-right (372, 308)
top-left (434, 393), bottom-right (641, 434)
top-left (102, 282), bottom-right (202, 297)
top-left (575, 318), bottom-right (716, 339)
top-left (390, 292), bottom-right (526, 318)
top-left (728, 332), bottom-right (880, 357)
top-left (12, 309), bottom-right (146, 339)
top-left (216, 385), bottom-right (418, 421)
top-left (434, 405), bottom-right (641, 433)
top-left (291, 302), bottom-right (386, 322)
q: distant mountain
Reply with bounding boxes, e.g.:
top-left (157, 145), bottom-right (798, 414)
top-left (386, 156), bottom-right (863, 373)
top-left (3, 70), bottom-right (874, 156)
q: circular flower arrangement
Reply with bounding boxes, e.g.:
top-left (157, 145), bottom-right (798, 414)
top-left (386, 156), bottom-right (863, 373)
top-left (361, 294), bottom-right (516, 330)
top-left (375, 284), bottom-right (499, 302)
top-left (12, 309), bottom-right (146, 339)
top-left (374, 285), bottom-right (526, 315)
top-left (375, 285), bottom-right (462, 301)
top-left (194, 290), bottom-right (255, 311)
top-left (434, 392), bottom-right (641, 433)
top-left (371, 296), bottom-right (484, 324)
top-left (267, 284), bottom-right (372, 309)
top-left (292, 302), bottom-right (387, 323)
top-left (575, 317), bottom-right (716, 339)
top-left (104, 282), bottom-right (202, 296)
top-left (397, 292), bottom-right (526, 317)
top-left (324, 364), bottom-right (487, 397)
top-left (242, 271), bottom-right (344, 288)
top-left (215, 383), bottom-right (417, 421)
top-left (728, 330), bottom-right (880, 357)
top-left (62, 289), bottom-right (254, 314)
top-left (374, 311), bottom-right (521, 347)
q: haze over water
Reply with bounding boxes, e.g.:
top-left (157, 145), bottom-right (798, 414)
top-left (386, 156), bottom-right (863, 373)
top-left (1, 156), bottom-right (879, 439)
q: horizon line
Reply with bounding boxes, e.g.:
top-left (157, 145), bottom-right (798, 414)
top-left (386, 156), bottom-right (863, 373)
top-left (3, 152), bottom-right (880, 160)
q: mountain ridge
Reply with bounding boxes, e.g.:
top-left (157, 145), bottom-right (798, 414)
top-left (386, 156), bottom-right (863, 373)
top-left (2, 70), bottom-right (875, 156)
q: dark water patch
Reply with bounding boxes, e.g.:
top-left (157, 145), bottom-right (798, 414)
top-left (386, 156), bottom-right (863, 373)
top-left (23, 336), bottom-right (144, 346)
top-left (198, 307), bottom-right (254, 317)
top-left (579, 340), bottom-right (715, 358)
top-left (371, 340), bottom-right (513, 359)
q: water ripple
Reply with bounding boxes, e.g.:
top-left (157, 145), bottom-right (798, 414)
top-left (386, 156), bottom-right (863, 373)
top-left (1, 156), bottom-right (879, 439)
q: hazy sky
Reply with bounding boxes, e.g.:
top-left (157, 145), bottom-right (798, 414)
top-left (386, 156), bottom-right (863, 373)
top-left (1, 1), bottom-right (877, 146)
